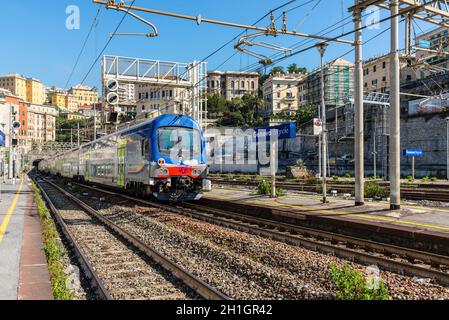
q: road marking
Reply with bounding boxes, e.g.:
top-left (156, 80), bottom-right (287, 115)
top-left (205, 192), bottom-right (449, 232)
top-left (0, 177), bottom-right (24, 243)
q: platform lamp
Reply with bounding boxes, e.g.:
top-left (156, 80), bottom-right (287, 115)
top-left (316, 41), bottom-right (329, 204)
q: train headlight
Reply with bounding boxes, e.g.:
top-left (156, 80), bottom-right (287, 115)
top-left (158, 168), bottom-right (169, 176)
top-left (158, 158), bottom-right (165, 166)
top-left (192, 169), bottom-right (202, 176)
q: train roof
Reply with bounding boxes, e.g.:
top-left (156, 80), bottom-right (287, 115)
top-left (44, 114), bottom-right (201, 160)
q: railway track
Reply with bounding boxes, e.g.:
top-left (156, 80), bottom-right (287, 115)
top-left (32, 175), bottom-right (229, 300)
top-left (210, 179), bottom-right (449, 202)
top-left (63, 179), bottom-right (449, 286)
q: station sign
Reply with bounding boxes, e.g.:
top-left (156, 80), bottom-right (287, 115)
top-left (0, 130), bottom-right (5, 147)
top-left (254, 122), bottom-right (297, 140)
top-left (403, 149), bottom-right (423, 157)
top-left (418, 40), bottom-right (431, 49)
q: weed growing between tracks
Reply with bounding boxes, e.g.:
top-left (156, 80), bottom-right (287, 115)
top-left (329, 263), bottom-right (389, 300)
top-left (31, 182), bottom-right (75, 300)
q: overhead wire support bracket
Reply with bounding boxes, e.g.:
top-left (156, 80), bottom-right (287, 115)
top-left (104, 0), bottom-right (159, 37)
top-left (92, 0), bottom-right (354, 45)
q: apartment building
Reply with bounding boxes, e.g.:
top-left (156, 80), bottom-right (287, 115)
top-left (0, 73), bottom-right (28, 101)
top-left (303, 58), bottom-right (354, 107)
top-left (415, 26), bottom-right (449, 79)
top-left (26, 78), bottom-right (46, 105)
top-left (27, 104), bottom-right (58, 143)
top-left (262, 73), bottom-right (304, 114)
top-left (0, 74), bottom-right (46, 105)
top-left (363, 54), bottom-right (416, 93)
top-left (135, 83), bottom-right (191, 119)
top-left (207, 71), bottom-right (259, 100)
top-left (68, 84), bottom-right (99, 108)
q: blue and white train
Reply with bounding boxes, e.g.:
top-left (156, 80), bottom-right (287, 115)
top-left (39, 114), bottom-right (211, 201)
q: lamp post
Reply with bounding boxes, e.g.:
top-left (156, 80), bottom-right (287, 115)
top-left (316, 41), bottom-right (329, 204)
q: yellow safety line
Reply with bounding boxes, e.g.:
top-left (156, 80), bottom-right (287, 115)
top-left (0, 177), bottom-right (24, 243)
top-left (205, 192), bottom-right (449, 232)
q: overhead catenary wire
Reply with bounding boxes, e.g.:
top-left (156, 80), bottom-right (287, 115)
top-left (65, 7), bottom-right (102, 89)
top-left (80, 0), bottom-right (137, 85)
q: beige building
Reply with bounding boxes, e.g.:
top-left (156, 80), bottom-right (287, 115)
top-left (68, 84), bottom-right (99, 108)
top-left (0, 73), bottom-right (27, 101)
top-left (0, 74), bottom-right (46, 105)
top-left (27, 104), bottom-right (58, 143)
top-left (363, 54), bottom-right (415, 93)
top-left (262, 73), bottom-right (304, 114)
top-left (207, 71), bottom-right (259, 100)
top-left (135, 84), bottom-right (191, 120)
top-left (65, 94), bottom-right (78, 112)
top-left (26, 78), bottom-right (46, 105)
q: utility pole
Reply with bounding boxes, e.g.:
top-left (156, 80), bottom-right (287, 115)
top-left (316, 41), bottom-right (328, 204)
top-left (354, 2), bottom-right (364, 206)
top-left (390, 0), bottom-right (401, 210)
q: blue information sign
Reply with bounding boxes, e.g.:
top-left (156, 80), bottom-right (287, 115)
top-left (403, 149), bottom-right (423, 157)
top-left (255, 122), bottom-right (297, 141)
top-left (0, 130), bottom-right (5, 147)
top-left (418, 40), bottom-right (431, 49)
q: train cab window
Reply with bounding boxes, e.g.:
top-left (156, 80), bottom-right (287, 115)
top-left (157, 127), bottom-right (201, 158)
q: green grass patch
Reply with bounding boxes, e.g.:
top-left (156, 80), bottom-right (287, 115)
top-left (329, 263), bottom-right (389, 300)
top-left (31, 181), bottom-right (75, 300)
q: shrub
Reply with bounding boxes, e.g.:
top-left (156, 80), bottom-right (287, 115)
top-left (332, 176), bottom-right (339, 182)
top-left (422, 176), bottom-right (430, 182)
top-left (329, 263), bottom-right (389, 300)
top-left (406, 175), bottom-right (414, 182)
top-left (257, 180), bottom-right (285, 197)
top-left (431, 176), bottom-right (437, 182)
top-left (344, 172), bottom-right (351, 179)
top-left (365, 182), bottom-right (388, 198)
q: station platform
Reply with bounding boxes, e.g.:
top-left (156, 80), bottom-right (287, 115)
top-left (0, 177), bottom-right (52, 300)
top-left (204, 185), bottom-right (449, 253)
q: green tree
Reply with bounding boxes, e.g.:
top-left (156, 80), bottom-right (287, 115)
top-left (207, 93), bottom-right (228, 118)
top-left (287, 63), bottom-right (307, 74)
top-left (55, 117), bottom-right (85, 142)
top-left (270, 66), bottom-right (285, 75)
top-left (297, 103), bottom-right (315, 125)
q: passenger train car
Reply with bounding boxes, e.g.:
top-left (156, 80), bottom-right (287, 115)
top-left (39, 114), bottom-right (211, 201)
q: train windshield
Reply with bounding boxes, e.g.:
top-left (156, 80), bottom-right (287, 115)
top-left (157, 127), bottom-right (202, 159)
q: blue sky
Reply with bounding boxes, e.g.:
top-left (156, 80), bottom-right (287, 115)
top-left (0, 0), bottom-right (436, 90)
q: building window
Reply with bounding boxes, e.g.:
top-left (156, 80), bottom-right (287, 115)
top-left (231, 81), bottom-right (234, 89)
top-left (382, 61), bottom-right (386, 69)
top-left (251, 81), bottom-right (255, 90)
top-left (241, 81), bottom-right (245, 88)
top-left (373, 65), bottom-right (377, 72)
top-left (382, 76), bottom-right (386, 82)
